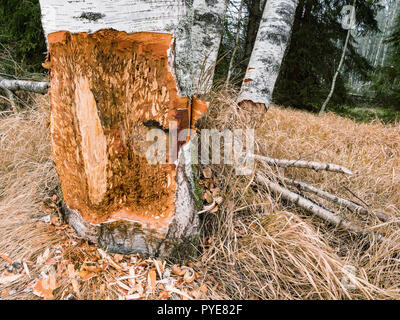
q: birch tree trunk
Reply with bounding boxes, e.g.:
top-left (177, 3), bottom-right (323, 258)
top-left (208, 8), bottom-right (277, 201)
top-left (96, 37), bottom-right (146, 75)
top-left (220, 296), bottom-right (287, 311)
top-left (39, 0), bottom-right (224, 257)
top-left (319, 27), bottom-right (352, 114)
top-left (238, 0), bottom-right (299, 109)
top-left (226, 0), bottom-right (244, 85)
top-left (320, 1), bottom-right (355, 115)
top-left (192, 0), bottom-right (227, 95)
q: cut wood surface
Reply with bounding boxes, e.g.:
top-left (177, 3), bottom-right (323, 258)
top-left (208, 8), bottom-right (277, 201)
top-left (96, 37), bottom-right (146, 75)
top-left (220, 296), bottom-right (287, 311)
top-left (39, 1), bottom-right (217, 256)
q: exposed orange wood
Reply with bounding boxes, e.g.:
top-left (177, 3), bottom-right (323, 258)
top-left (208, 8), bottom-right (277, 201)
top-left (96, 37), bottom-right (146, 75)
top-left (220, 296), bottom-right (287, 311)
top-left (46, 30), bottom-right (191, 225)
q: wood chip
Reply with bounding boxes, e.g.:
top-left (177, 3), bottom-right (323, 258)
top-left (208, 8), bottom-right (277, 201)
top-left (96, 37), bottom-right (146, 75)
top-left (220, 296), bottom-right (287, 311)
top-left (0, 274), bottom-right (22, 285)
top-left (97, 248), bottom-right (122, 270)
top-left (0, 253), bottom-right (13, 264)
top-left (203, 190), bottom-right (213, 203)
top-left (67, 264), bottom-right (80, 297)
top-left (203, 167), bottom-right (212, 179)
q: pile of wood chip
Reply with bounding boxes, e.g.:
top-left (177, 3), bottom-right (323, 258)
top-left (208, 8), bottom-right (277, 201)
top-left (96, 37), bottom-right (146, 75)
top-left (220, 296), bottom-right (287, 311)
top-left (0, 197), bottom-right (209, 300)
top-left (198, 167), bottom-right (224, 214)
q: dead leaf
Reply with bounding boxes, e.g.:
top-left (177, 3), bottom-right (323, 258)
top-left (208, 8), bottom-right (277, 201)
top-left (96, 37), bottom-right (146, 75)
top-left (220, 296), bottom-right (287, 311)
top-left (158, 290), bottom-right (170, 299)
top-left (211, 187), bottom-right (221, 197)
top-left (172, 265), bottom-right (186, 276)
top-left (203, 190), bottom-right (213, 203)
top-left (182, 267), bottom-right (196, 283)
top-left (215, 196), bottom-right (223, 205)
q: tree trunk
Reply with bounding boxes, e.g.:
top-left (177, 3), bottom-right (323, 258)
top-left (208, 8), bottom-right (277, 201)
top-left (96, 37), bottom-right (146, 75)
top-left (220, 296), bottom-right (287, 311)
top-left (192, 0), bottom-right (227, 94)
top-left (320, 1), bottom-right (356, 115)
top-left (226, 0), bottom-right (244, 85)
top-left (242, 0), bottom-right (265, 70)
top-left (238, 0), bottom-right (299, 108)
top-left (39, 0), bottom-right (224, 257)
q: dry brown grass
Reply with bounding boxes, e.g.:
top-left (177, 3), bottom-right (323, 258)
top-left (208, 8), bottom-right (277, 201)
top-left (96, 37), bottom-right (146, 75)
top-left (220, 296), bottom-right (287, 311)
top-left (0, 98), bottom-right (60, 298)
top-left (0, 89), bottom-right (399, 299)
top-left (196, 86), bottom-right (400, 299)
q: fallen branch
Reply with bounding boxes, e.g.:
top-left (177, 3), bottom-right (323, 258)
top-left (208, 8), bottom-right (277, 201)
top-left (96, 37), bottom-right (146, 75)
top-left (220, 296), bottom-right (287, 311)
top-left (1, 86), bottom-right (17, 107)
top-left (284, 177), bottom-right (390, 222)
top-left (255, 173), bottom-right (362, 232)
top-left (250, 154), bottom-right (354, 175)
top-left (0, 77), bottom-right (49, 94)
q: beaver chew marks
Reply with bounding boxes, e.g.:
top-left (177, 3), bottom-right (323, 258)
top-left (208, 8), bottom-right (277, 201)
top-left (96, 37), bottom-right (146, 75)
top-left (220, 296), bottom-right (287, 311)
top-left (46, 30), bottom-right (201, 256)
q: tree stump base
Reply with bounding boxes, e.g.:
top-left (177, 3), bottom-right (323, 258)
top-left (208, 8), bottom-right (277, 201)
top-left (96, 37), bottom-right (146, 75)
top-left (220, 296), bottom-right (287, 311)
top-left (46, 30), bottom-right (204, 257)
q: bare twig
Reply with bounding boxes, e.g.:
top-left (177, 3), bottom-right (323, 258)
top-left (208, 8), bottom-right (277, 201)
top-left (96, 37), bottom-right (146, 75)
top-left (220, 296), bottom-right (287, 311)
top-left (250, 154), bottom-right (354, 175)
top-left (255, 173), bottom-right (362, 233)
top-left (284, 177), bottom-right (390, 222)
top-left (0, 77), bottom-right (49, 94)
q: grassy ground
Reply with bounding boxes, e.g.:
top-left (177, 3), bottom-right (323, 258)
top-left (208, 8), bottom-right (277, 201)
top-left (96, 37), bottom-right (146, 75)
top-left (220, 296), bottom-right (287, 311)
top-left (327, 104), bottom-right (400, 124)
top-left (0, 91), bottom-right (400, 299)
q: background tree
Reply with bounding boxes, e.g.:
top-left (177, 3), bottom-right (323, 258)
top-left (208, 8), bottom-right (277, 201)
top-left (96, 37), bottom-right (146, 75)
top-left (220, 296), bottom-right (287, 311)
top-left (0, 0), bottom-right (46, 75)
top-left (273, 0), bottom-right (381, 110)
top-left (371, 11), bottom-right (400, 107)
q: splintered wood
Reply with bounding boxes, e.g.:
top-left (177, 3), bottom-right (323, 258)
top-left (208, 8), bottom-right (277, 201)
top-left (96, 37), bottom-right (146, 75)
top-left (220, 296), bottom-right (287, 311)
top-left (46, 30), bottom-right (201, 227)
top-left (45, 29), bottom-right (208, 255)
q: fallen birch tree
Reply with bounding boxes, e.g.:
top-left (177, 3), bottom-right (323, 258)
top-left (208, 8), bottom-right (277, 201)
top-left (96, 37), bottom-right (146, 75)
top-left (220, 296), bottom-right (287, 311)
top-left (0, 77), bottom-right (49, 94)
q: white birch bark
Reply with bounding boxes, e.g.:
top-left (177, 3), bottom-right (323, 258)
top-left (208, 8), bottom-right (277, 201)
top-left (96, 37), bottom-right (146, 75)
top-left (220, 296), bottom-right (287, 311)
top-left (39, 0), bottom-right (207, 257)
top-left (256, 174), bottom-right (362, 233)
top-left (39, 0), bottom-right (196, 96)
top-left (192, 0), bottom-right (227, 94)
top-left (39, 0), bottom-right (225, 96)
top-left (39, 0), bottom-right (187, 38)
top-left (320, 27), bottom-right (352, 114)
top-left (0, 77), bottom-right (49, 94)
top-left (237, 0), bottom-right (299, 107)
top-left (226, 0), bottom-right (244, 85)
top-left (251, 154), bottom-right (354, 175)
top-left (283, 177), bottom-right (389, 222)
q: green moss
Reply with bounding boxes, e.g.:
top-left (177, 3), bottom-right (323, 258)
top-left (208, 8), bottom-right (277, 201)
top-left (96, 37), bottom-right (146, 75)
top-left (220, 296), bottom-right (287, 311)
top-left (191, 164), bottom-right (204, 212)
top-left (166, 235), bottom-right (200, 264)
top-left (326, 104), bottom-right (400, 124)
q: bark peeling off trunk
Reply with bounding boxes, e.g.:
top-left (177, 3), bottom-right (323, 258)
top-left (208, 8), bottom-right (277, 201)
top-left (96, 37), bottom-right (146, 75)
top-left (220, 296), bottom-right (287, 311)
top-left (47, 30), bottom-right (201, 256)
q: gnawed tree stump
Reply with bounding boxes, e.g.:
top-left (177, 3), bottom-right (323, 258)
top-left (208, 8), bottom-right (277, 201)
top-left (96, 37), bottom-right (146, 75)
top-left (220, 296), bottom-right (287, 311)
top-left (39, 0), bottom-right (226, 257)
